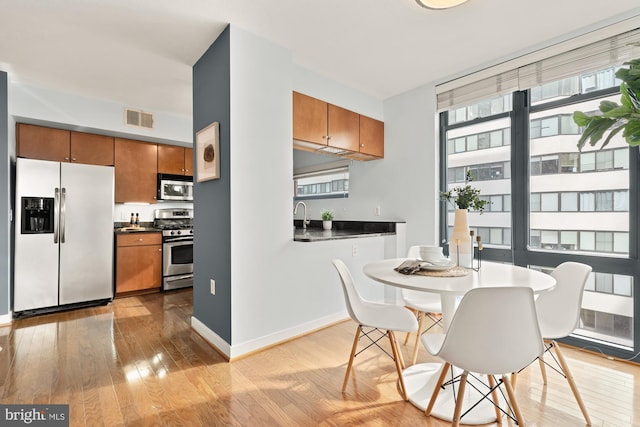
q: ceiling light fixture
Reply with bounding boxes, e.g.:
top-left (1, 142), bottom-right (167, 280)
top-left (415, 0), bottom-right (469, 9)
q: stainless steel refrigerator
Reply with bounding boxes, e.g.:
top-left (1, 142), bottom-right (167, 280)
top-left (14, 158), bottom-right (115, 314)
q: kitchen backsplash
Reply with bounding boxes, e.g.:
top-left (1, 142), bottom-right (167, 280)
top-left (113, 202), bottom-right (193, 223)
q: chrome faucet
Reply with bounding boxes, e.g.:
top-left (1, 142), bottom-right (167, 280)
top-left (294, 201), bottom-right (310, 229)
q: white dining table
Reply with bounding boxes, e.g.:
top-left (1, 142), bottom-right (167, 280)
top-left (363, 259), bottom-right (556, 424)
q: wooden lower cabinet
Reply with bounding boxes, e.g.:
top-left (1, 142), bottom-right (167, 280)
top-left (115, 233), bottom-right (162, 295)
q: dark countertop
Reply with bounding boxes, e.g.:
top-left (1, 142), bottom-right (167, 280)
top-left (293, 220), bottom-right (400, 242)
top-left (114, 222), bottom-right (161, 234)
top-left (114, 227), bottom-right (161, 234)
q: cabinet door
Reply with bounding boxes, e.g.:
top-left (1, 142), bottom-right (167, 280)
top-left (293, 92), bottom-right (328, 145)
top-left (184, 148), bottom-right (193, 176)
top-left (327, 104), bottom-right (360, 152)
top-left (158, 145), bottom-right (186, 175)
top-left (359, 115), bottom-right (384, 158)
top-left (16, 123), bottom-right (70, 162)
top-left (115, 244), bottom-right (162, 293)
top-left (70, 132), bottom-right (114, 165)
top-left (114, 138), bottom-right (158, 203)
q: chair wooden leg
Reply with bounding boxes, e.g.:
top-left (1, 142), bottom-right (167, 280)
top-left (538, 353), bottom-right (548, 385)
top-left (510, 372), bottom-right (517, 388)
top-left (502, 374), bottom-right (525, 426)
top-left (551, 340), bottom-right (592, 426)
top-left (452, 371), bottom-right (468, 427)
top-left (388, 331), bottom-right (409, 401)
top-left (426, 362), bottom-right (450, 416)
top-left (342, 325), bottom-right (362, 392)
top-left (410, 311), bottom-right (426, 365)
top-left (487, 375), bottom-right (502, 422)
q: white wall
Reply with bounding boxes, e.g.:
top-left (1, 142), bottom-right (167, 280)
top-left (220, 26), bottom-right (442, 357)
top-left (9, 82), bottom-right (192, 145)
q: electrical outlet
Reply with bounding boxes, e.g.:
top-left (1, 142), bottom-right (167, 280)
top-left (352, 245), bottom-right (358, 257)
top-left (210, 279), bottom-right (216, 295)
top-left (374, 206), bottom-right (381, 216)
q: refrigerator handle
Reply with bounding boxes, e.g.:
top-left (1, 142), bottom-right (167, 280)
top-left (60, 188), bottom-right (67, 244)
top-left (54, 188), bottom-right (60, 244)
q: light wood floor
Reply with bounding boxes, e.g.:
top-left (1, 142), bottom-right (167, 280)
top-left (0, 290), bottom-right (638, 426)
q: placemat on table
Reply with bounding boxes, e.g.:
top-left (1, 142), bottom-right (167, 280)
top-left (414, 266), bottom-right (470, 277)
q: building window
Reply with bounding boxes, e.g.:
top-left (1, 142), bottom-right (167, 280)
top-left (294, 164), bottom-right (349, 200)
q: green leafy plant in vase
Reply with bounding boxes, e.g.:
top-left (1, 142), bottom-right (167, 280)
top-left (440, 171), bottom-right (488, 267)
top-left (321, 209), bottom-right (334, 231)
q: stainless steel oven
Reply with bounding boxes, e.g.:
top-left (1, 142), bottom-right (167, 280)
top-left (163, 233), bottom-right (193, 290)
top-left (154, 209), bottom-right (193, 291)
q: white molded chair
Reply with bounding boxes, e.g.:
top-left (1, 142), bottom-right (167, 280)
top-left (402, 245), bottom-right (443, 365)
top-left (422, 287), bottom-right (543, 427)
top-left (534, 261), bottom-right (593, 425)
top-left (332, 259), bottom-right (418, 401)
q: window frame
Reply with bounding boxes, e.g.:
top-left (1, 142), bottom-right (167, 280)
top-left (439, 86), bottom-right (640, 361)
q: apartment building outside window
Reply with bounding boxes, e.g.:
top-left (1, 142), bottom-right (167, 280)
top-left (440, 63), bottom-right (636, 354)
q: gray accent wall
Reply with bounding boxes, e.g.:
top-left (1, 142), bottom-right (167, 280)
top-left (0, 71), bottom-right (9, 315)
top-left (192, 26), bottom-right (232, 343)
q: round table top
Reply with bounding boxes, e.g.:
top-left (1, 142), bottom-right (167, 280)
top-left (363, 258), bottom-right (556, 296)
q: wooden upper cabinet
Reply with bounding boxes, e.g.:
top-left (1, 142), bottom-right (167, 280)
top-left (70, 132), bottom-right (114, 165)
top-left (358, 115), bottom-right (384, 158)
top-left (184, 148), bottom-right (193, 175)
top-left (292, 92), bottom-right (384, 160)
top-left (158, 145), bottom-right (185, 175)
top-left (157, 145), bottom-right (194, 176)
top-left (16, 123), bottom-right (70, 162)
top-left (114, 138), bottom-right (158, 204)
top-left (327, 104), bottom-right (360, 152)
top-left (293, 92), bottom-right (328, 145)
top-left (16, 124), bottom-right (115, 165)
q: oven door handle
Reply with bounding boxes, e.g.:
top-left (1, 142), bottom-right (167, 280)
top-left (163, 236), bottom-right (193, 243)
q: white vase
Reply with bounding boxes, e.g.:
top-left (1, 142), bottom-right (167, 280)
top-left (323, 220), bottom-right (332, 230)
top-left (449, 209), bottom-right (472, 268)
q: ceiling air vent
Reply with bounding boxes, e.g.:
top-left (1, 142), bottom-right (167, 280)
top-left (125, 108), bottom-right (154, 129)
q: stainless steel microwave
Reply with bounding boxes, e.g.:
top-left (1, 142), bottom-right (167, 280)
top-left (157, 174), bottom-right (194, 201)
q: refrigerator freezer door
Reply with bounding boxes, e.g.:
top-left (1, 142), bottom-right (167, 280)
top-left (59, 163), bottom-right (115, 305)
top-left (14, 158), bottom-right (61, 312)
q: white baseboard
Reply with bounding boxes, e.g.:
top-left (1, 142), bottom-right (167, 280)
top-left (192, 311), bottom-right (348, 360)
top-left (191, 316), bottom-right (231, 358)
top-left (0, 312), bottom-right (12, 326)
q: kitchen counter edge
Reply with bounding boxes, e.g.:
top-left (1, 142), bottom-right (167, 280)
top-left (293, 220), bottom-right (401, 242)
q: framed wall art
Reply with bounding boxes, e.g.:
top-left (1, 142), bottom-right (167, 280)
top-left (196, 121), bottom-right (220, 182)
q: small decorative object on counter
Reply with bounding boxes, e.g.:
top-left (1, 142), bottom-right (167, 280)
top-left (130, 213), bottom-right (135, 226)
top-left (135, 213), bottom-right (139, 228)
top-left (321, 209), bottom-right (334, 230)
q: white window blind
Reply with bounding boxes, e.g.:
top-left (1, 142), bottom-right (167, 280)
top-left (436, 25), bottom-right (640, 112)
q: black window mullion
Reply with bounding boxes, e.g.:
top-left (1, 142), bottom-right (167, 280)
top-left (511, 91), bottom-right (528, 266)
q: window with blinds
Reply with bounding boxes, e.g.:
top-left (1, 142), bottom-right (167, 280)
top-left (436, 27), bottom-right (640, 112)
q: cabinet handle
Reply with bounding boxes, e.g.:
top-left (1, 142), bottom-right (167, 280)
top-left (360, 144), bottom-right (365, 147)
top-left (71, 158), bottom-right (77, 162)
top-left (158, 248), bottom-right (162, 252)
top-left (64, 157), bottom-right (70, 161)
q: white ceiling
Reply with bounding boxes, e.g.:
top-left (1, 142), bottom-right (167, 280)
top-left (1, 0), bottom-right (640, 117)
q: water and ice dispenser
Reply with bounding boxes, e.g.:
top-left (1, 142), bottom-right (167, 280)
top-left (21, 197), bottom-right (54, 234)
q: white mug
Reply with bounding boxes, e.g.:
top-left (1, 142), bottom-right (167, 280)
top-left (419, 245), bottom-right (444, 262)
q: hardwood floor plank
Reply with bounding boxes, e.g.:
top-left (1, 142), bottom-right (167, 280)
top-left (2, 289), bottom-right (639, 426)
